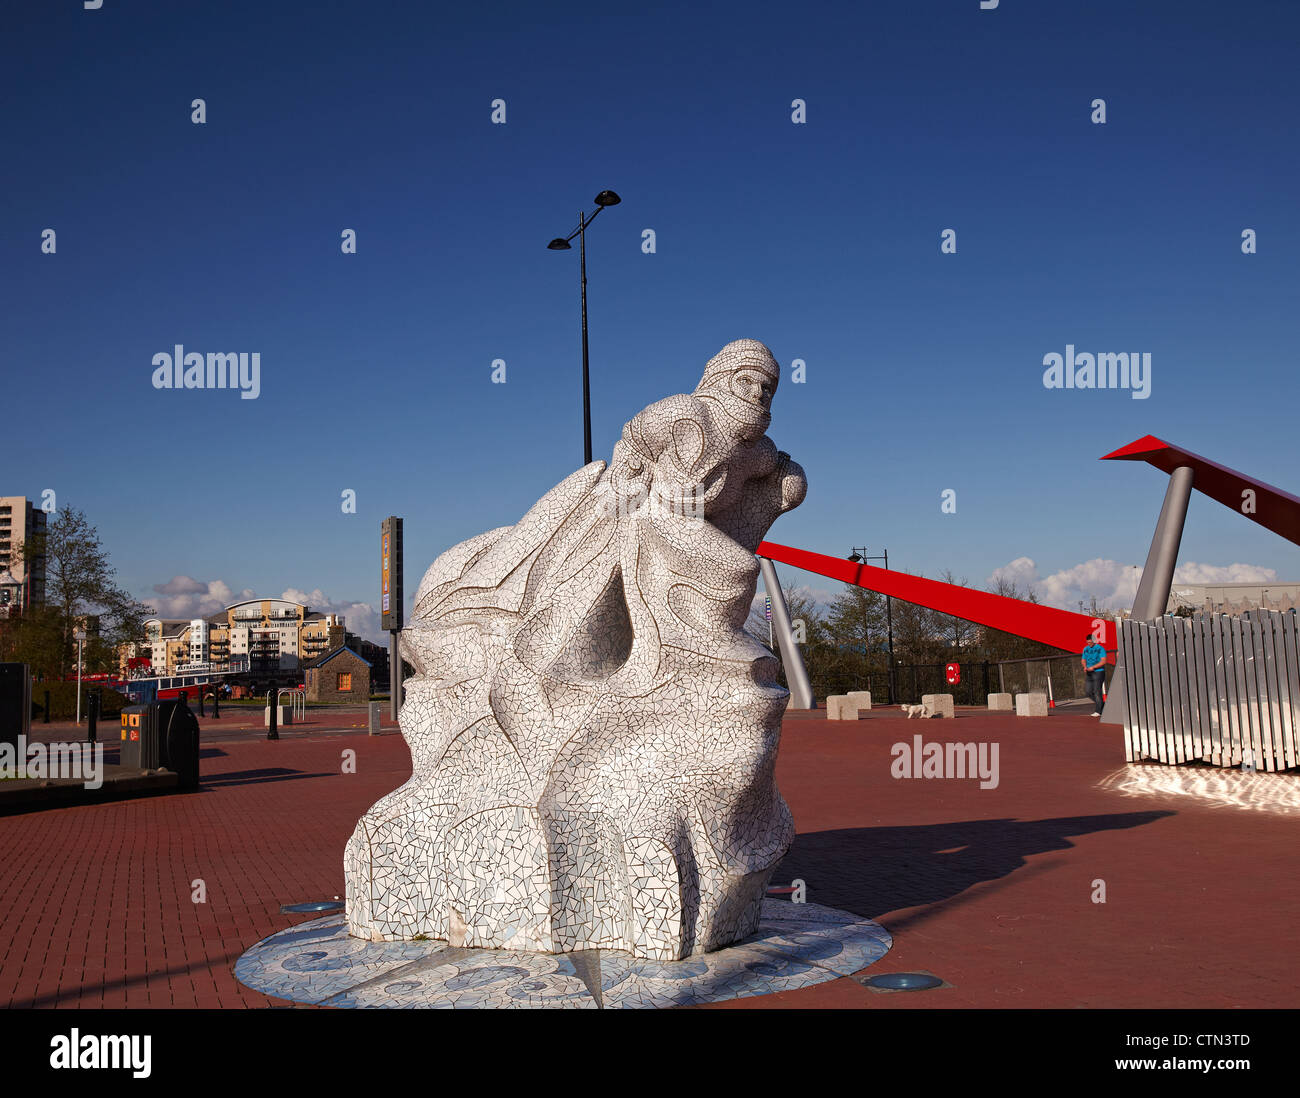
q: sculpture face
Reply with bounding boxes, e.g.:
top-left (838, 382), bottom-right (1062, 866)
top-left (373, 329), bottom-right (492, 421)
top-left (730, 364), bottom-right (775, 411)
top-left (695, 339), bottom-right (780, 442)
top-left (345, 339), bottom-right (806, 960)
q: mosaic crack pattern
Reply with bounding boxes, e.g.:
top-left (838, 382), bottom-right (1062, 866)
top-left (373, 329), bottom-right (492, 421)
top-left (236, 899), bottom-right (892, 1008)
top-left (345, 340), bottom-right (809, 959)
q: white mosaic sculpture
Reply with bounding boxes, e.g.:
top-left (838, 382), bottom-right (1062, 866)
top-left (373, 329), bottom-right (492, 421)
top-left (345, 339), bottom-right (807, 960)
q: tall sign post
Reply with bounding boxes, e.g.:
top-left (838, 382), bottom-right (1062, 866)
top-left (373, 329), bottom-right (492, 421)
top-left (381, 516), bottom-right (404, 721)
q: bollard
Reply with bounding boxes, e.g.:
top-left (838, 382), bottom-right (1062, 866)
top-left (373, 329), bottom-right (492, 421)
top-left (87, 689), bottom-right (99, 745)
top-left (268, 692), bottom-right (279, 740)
top-left (43, 689), bottom-right (51, 724)
top-left (197, 688), bottom-right (205, 717)
top-left (212, 688), bottom-right (220, 719)
top-left (368, 701), bottom-right (381, 736)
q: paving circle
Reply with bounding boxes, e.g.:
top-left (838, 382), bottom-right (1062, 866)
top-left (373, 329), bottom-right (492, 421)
top-left (235, 899), bottom-right (891, 1008)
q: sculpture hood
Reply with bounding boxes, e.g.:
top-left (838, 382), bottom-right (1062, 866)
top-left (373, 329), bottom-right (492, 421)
top-left (694, 339), bottom-right (779, 438)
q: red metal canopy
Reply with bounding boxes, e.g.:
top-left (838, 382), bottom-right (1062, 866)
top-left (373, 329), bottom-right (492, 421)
top-left (1102, 435), bottom-right (1300, 547)
top-left (756, 541), bottom-right (1115, 658)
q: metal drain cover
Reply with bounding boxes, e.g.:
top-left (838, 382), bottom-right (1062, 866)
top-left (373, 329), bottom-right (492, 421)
top-left (281, 901), bottom-right (345, 914)
top-left (863, 972), bottom-right (944, 991)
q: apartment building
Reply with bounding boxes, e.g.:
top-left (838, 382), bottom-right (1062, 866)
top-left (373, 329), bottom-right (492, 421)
top-left (131, 598), bottom-right (348, 675)
top-left (0, 496), bottom-right (47, 616)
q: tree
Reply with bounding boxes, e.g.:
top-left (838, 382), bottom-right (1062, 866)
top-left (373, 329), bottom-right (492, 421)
top-left (747, 583), bottom-right (843, 697)
top-left (935, 569), bottom-right (977, 651)
top-left (826, 583), bottom-right (887, 688)
top-left (0, 605), bottom-right (63, 676)
top-left (17, 506), bottom-right (153, 678)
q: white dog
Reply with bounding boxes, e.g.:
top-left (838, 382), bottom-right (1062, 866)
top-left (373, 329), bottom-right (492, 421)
top-left (902, 703), bottom-right (934, 719)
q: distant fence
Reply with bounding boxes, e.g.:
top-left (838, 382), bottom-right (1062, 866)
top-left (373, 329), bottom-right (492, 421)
top-left (1119, 610), bottom-right (1299, 771)
top-left (846, 655), bottom-right (1094, 707)
top-left (988, 656), bottom-right (1097, 704)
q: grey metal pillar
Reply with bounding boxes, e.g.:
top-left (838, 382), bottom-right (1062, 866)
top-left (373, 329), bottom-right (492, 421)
top-left (759, 556), bottom-right (814, 710)
top-left (1101, 464), bottom-right (1195, 725)
top-left (389, 631), bottom-right (402, 720)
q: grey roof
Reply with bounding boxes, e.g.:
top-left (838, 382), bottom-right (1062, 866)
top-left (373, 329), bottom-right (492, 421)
top-left (304, 645), bottom-right (372, 670)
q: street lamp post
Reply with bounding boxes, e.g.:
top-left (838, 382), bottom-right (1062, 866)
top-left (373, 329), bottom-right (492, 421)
top-left (548, 190), bottom-right (621, 465)
top-left (74, 627), bottom-right (86, 724)
top-left (848, 548), bottom-right (895, 704)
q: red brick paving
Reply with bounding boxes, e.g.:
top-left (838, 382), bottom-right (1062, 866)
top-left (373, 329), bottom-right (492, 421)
top-left (2, 706), bottom-right (1297, 1009)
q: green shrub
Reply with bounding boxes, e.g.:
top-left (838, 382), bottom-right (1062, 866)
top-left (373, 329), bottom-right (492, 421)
top-left (30, 682), bottom-right (132, 721)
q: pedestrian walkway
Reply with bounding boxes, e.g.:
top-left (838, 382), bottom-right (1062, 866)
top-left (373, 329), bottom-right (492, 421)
top-left (1, 709), bottom-right (1296, 1008)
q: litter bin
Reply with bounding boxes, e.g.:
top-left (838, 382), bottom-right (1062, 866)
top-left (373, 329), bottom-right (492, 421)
top-left (159, 699), bottom-right (200, 788)
top-left (120, 700), bottom-right (201, 788)
top-left (0, 663), bottom-right (31, 753)
top-left (120, 705), bottom-right (156, 770)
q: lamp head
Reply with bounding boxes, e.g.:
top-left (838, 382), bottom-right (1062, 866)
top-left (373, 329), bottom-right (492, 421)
top-left (594, 190), bottom-right (621, 207)
top-left (547, 238), bottom-right (572, 251)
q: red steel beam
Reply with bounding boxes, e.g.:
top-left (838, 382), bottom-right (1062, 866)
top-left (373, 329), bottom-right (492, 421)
top-left (1101, 434), bottom-right (1300, 547)
top-left (757, 541), bottom-right (1116, 659)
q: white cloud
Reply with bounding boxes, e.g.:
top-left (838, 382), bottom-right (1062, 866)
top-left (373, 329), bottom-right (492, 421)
top-left (1171, 561), bottom-right (1279, 585)
top-left (149, 577), bottom-right (254, 619)
top-left (279, 587), bottom-right (384, 644)
top-left (988, 556), bottom-right (1039, 592)
top-left (986, 558), bottom-right (1280, 613)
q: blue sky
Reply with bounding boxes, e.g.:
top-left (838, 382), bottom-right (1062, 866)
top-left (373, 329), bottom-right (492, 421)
top-left (4, 0), bottom-right (1298, 639)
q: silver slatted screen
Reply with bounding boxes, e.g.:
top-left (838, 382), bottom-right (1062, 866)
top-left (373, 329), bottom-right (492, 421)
top-left (1119, 610), bottom-right (1299, 771)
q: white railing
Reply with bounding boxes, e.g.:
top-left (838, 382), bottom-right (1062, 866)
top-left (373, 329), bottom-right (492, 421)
top-left (275, 687), bottom-right (306, 723)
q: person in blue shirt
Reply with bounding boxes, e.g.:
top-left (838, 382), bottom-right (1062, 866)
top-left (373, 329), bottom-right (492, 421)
top-left (1081, 635), bottom-right (1108, 716)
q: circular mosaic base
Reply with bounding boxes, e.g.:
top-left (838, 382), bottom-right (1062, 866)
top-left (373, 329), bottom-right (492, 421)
top-left (235, 899), bottom-right (892, 1008)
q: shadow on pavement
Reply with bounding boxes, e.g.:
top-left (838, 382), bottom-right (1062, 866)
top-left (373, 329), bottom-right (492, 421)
top-left (774, 811), bottom-right (1173, 925)
top-left (199, 768), bottom-right (336, 788)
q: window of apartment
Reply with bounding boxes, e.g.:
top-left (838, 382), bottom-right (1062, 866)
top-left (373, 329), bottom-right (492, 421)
top-left (337, 672), bottom-right (352, 691)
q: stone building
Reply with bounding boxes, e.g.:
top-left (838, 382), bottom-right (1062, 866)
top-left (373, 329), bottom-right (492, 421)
top-left (303, 646), bottom-right (371, 703)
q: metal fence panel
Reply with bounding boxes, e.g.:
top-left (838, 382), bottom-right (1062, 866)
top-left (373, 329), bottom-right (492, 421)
top-left (1208, 614), bottom-right (1228, 766)
top-left (1259, 611), bottom-right (1281, 771)
top-left (1212, 614), bottom-right (1230, 767)
top-left (1138, 621), bottom-right (1159, 762)
top-left (1120, 611), bottom-right (1297, 771)
top-left (1119, 622), bottom-right (1136, 761)
top-left (1188, 616), bottom-right (1208, 760)
top-left (1280, 613), bottom-right (1299, 770)
top-left (1169, 619), bottom-right (1189, 763)
top-left (1224, 614), bottom-right (1245, 766)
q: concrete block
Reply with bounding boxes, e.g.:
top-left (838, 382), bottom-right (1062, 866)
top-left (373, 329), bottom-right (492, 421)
top-left (987, 692), bottom-right (1013, 711)
top-left (921, 693), bottom-right (954, 718)
top-left (264, 704), bottom-right (291, 727)
top-left (1015, 693), bottom-right (1048, 717)
top-left (826, 695), bottom-right (860, 720)
top-left (846, 691), bottom-right (871, 711)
